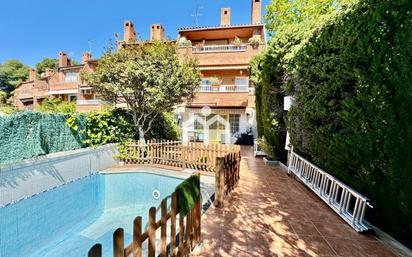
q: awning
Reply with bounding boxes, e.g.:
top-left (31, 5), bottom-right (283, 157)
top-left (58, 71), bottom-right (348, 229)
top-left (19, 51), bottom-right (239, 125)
top-left (48, 89), bottom-right (78, 95)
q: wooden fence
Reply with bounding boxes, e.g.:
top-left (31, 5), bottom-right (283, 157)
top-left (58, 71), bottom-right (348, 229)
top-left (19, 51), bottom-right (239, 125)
top-left (89, 141), bottom-right (242, 257)
top-left (88, 175), bottom-right (202, 257)
top-left (122, 140), bottom-right (240, 173)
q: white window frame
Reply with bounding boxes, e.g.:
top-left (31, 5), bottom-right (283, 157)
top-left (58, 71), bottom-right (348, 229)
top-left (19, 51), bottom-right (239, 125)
top-left (65, 72), bottom-right (78, 83)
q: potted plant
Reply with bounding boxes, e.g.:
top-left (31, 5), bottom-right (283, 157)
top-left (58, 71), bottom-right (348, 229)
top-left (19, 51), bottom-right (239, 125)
top-left (233, 36), bottom-right (242, 47)
top-left (208, 77), bottom-right (222, 91)
top-left (248, 35), bottom-right (263, 48)
top-left (196, 41), bottom-right (205, 50)
top-left (178, 37), bottom-right (192, 48)
top-left (257, 137), bottom-right (279, 166)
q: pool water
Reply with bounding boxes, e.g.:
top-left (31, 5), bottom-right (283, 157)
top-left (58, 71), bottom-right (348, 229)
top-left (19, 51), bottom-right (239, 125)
top-left (0, 172), bottom-right (183, 257)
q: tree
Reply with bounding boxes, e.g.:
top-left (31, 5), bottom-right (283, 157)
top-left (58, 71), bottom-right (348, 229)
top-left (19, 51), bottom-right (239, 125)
top-left (35, 58), bottom-right (58, 77)
top-left (37, 97), bottom-right (76, 114)
top-left (0, 60), bottom-right (28, 92)
top-left (82, 41), bottom-right (200, 140)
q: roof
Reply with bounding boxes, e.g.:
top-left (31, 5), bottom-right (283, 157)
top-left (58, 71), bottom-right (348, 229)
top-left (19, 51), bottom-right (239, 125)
top-left (58, 64), bottom-right (84, 71)
top-left (178, 23), bottom-right (265, 32)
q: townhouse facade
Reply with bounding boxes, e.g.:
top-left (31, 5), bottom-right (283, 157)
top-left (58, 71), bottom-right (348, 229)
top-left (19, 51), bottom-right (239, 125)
top-left (13, 0), bottom-right (266, 144)
top-left (13, 52), bottom-right (102, 112)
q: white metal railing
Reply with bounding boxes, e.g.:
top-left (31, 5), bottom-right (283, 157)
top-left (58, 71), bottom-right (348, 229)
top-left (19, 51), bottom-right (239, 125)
top-left (193, 44), bottom-right (247, 53)
top-left (77, 99), bottom-right (101, 105)
top-left (288, 149), bottom-right (372, 232)
top-left (198, 85), bottom-right (249, 93)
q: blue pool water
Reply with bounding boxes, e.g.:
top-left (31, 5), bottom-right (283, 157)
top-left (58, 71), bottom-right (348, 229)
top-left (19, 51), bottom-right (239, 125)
top-left (0, 172), bottom-right (183, 257)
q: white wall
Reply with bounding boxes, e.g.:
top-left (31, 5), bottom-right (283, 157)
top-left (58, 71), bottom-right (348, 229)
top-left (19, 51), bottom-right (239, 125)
top-left (0, 144), bottom-right (118, 207)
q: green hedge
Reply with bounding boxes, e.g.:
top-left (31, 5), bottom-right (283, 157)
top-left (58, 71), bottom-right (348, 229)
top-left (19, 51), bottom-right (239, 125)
top-left (0, 112), bottom-right (86, 164)
top-left (175, 174), bottom-right (200, 216)
top-left (286, 0), bottom-right (412, 243)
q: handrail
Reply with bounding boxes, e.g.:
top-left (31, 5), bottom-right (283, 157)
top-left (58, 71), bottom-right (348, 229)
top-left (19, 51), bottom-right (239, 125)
top-left (288, 148), bottom-right (372, 232)
top-left (192, 44), bottom-right (247, 53)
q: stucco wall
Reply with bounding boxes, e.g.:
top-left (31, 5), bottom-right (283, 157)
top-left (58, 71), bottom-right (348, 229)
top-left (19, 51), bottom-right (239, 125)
top-left (0, 144), bottom-right (118, 207)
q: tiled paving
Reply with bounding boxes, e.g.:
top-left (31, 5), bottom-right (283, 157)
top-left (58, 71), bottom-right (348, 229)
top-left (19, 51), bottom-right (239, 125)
top-left (193, 146), bottom-right (396, 257)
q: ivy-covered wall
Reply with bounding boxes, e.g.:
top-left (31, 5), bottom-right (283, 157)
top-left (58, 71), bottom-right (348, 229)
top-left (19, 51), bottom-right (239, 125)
top-left (0, 109), bottom-right (180, 165)
top-left (286, 0), bottom-right (412, 243)
top-left (252, 0), bottom-right (411, 243)
top-left (0, 112), bottom-right (86, 164)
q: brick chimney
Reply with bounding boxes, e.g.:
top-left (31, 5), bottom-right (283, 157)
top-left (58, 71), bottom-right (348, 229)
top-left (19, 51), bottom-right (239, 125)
top-left (221, 8), bottom-right (231, 26)
top-left (29, 68), bottom-right (36, 81)
top-left (45, 68), bottom-right (54, 77)
top-left (150, 24), bottom-right (165, 41)
top-left (124, 20), bottom-right (137, 43)
top-left (82, 52), bottom-right (92, 64)
top-left (59, 52), bottom-right (70, 68)
top-left (252, 0), bottom-right (262, 24)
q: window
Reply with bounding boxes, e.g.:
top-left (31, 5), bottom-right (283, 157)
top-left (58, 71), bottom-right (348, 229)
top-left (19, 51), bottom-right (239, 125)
top-left (194, 115), bottom-right (204, 130)
top-left (68, 95), bottom-right (77, 102)
top-left (229, 114), bottom-right (240, 134)
top-left (235, 77), bottom-right (249, 86)
top-left (201, 78), bottom-right (212, 86)
top-left (65, 72), bottom-right (78, 83)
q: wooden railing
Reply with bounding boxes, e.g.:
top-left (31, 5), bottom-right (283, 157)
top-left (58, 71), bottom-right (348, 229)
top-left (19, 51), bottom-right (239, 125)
top-left (214, 152), bottom-right (241, 208)
top-left (88, 175), bottom-right (202, 257)
top-left (91, 141), bottom-right (242, 257)
top-left (122, 140), bottom-right (240, 173)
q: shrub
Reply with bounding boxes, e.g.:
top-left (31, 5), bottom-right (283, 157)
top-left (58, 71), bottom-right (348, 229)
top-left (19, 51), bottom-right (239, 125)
top-left (286, 0), bottom-right (412, 243)
top-left (0, 112), bottom-right (86, 164)
top-left (38, 97), bottom-right (76, 114)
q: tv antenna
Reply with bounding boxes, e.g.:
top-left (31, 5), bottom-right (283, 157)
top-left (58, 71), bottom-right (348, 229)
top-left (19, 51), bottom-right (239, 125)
top-left (191, 5), bottom-right (203, 27)
top-left (88, 39), bottom-right (94, 54)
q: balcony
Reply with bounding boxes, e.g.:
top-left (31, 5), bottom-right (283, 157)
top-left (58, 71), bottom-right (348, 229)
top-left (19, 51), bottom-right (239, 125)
top-left (178, 44), bottom-right (264, 68)
top-left (192, 45), bottom-right (247, 53)
top-left (198, 85), bottom-right (249, 92)
top-left (77, 99), bottom-right (101, 106)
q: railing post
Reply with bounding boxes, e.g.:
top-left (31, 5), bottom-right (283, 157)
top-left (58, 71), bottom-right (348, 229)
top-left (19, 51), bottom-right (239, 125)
top-left (148, 207), bottom-right (156, 257)
top-left (88, 244), bottom-right (102, 257)
top-left (214, 157), bottom-right (225, 208)
top-left (133, 216), bottom-right (142, 257)
top-left (170, 193), bottom-right (177, 257)
top-left (160, 199), bottom-right (167, 257)
top-left (113, 228), bottom-right (125, 257)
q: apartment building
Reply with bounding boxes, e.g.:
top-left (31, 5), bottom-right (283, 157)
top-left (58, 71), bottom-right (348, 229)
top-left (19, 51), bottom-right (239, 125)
top-left (13, 52), bottom-right (102, 112)
top-left (13, 0), bottom-right (265, 144)
top-left (176, 0), bottom-right (266, 143)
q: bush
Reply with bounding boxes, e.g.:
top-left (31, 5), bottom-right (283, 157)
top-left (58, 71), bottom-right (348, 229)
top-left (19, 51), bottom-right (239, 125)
top-left (286, 0), bottom-right (412, 243)
top-left (0, 112), bottom-right (86, 164)
top-left (38, 97), bottom-right (76, 114)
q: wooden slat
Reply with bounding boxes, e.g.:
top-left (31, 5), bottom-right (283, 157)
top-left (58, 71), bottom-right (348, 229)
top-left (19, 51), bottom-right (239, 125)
top-left (113, 228), bottom-right (124, 257)
top-left (133, 216), bottom-right (142, 257)
top-left (148, 207), bottom-right (156, 257)
top-left (160, 199), bottom-right (167, 257)
top-left (178, 214), bottom-right (184, 256)
top-left (170, 193), bottom-right (177, 257)
top-left (88, 244), bottom-right (102, 257)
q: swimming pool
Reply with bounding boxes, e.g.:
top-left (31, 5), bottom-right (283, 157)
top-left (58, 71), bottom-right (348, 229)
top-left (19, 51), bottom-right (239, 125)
top-left (0, 172), bottom-right (185, 257)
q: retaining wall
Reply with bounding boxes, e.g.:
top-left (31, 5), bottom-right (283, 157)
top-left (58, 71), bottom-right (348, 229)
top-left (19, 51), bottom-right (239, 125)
top-left (0, 144), bottom-right (118, 207)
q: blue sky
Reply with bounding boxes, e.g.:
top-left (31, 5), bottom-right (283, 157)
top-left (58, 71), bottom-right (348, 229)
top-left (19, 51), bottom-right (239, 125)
top-left (0, 0), bottom-right (269, 67)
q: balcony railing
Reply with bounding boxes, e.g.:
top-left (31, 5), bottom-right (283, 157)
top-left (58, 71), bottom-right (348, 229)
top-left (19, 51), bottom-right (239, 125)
top-left (77, 99), bottom-right (101, 105)
top-left (192, 44), bottom-right (247, 53)
top-left (198, 85), bottom-right (249, 92)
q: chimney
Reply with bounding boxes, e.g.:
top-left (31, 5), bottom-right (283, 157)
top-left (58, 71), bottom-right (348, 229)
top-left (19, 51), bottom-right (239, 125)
top-left (252, 0), bottom-right (262, 24)
top-left (45, 68), bottom-right (54, 77)
top-left (221, 8), bottom-right (231, 26)
top-left (82, 52), bottom-right (92, 64)
top-left (59, 52), bottom-right (69, 67)
top-left (124, 20), bottom-right (137, 43)
top-left (29, 68), bottom-right (36, 81)
top-left (150, 24), bottom-right (165, 41)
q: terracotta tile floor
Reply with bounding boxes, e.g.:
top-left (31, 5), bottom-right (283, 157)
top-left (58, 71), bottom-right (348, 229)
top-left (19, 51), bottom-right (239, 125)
top-left (192, 146), bottom-right (396, 257)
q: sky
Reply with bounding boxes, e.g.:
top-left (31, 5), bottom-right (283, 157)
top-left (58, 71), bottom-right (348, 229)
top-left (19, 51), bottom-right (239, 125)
top-left (0, 0), bottom-right (270, 67)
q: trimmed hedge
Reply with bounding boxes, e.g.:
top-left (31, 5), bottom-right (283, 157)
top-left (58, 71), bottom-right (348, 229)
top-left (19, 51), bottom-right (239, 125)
top-left (175, 174), bottom-right (200, 216)
top-left (287, 0), bottom-right (412, 243)
top-left (0, 112), bottom-right (86, 164)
